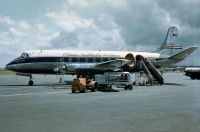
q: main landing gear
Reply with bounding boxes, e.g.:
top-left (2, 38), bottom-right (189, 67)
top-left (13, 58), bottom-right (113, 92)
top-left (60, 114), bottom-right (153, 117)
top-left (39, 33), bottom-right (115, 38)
top-left (124, 85), bottom-right (133, 90)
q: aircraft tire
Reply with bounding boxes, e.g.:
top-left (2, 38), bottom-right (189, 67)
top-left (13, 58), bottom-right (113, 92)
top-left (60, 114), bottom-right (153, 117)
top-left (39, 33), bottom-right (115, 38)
top-left (124, 86), bottom-right (128, 90)
top-left (28, 80), bottom-right (33, 86)
top-left (72, 90), bottom-right (75, 93)
top-left (128, 85), bottom-right (133, 90)
top-left (81, 89), bottom-right (86, 93)
top-left (91, 88), bottom-right (96, 92)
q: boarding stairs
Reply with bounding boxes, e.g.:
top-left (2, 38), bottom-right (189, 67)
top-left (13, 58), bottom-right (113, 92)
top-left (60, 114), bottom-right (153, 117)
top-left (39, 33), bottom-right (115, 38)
top-left (135, 60), bottom-right (164, 85)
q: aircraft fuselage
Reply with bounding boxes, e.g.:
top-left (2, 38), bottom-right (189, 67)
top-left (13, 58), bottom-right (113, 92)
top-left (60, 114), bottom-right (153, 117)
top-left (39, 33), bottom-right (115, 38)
top-left (6, 50), bottom-right (160, 75)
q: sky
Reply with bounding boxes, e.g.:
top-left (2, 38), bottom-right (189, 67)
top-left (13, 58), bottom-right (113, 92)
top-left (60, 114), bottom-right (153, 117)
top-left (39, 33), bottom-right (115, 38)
top-left (0, 0), bottom-right (200, 67)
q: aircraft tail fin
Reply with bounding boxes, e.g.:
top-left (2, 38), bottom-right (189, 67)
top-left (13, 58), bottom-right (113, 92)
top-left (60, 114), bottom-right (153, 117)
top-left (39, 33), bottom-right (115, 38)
top-left (149, 26), bottom-right (182, 53)
top-left (155, 26), bottom-right (184, 57)
top-left (159, 26), bottom-right (180, 50)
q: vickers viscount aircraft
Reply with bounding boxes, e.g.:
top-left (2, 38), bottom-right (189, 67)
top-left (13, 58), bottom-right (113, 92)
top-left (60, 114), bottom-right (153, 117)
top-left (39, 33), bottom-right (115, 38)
top-left (6, 27), bottom-right (198, 85)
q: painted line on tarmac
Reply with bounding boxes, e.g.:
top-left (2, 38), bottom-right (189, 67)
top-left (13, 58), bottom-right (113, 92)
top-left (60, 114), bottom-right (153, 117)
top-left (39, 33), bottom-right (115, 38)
top-left (0, 91), bottom-right (65, 97)
top-left (0, 87), bottom-right (47, 91)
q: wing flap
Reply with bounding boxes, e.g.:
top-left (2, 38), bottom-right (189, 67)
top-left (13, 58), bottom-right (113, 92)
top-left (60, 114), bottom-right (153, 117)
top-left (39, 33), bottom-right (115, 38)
top-left (95, 59), bottom-right (131, 70)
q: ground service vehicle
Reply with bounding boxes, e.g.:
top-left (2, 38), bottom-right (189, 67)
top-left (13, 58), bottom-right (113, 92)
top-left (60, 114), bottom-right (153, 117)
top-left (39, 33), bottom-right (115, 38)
top-left (95, 72), bottom-right (134, 90)
top-left (71, 78), bottom-right (97, 93)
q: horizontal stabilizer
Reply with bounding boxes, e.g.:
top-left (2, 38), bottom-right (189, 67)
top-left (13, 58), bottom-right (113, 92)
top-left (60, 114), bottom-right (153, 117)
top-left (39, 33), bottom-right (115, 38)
top-left (154, 46), bottom-right (198, 67)
top-left (169, 46), bottom-right (198, 61)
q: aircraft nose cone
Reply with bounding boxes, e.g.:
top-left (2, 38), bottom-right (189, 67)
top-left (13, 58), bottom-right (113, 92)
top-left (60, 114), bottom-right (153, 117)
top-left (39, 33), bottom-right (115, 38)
top-left (6, 63), bottom-right (12, 70)
top-left (6, 62), bottom-right (16, 71)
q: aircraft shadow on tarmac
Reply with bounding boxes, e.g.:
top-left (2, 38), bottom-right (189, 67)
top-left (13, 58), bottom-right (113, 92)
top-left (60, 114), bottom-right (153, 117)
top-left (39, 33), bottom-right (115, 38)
top-left (0, 83), bottom-right (186, 86)
top-left (0, 84), bottom-right (69, 87)
top-left (163, 83), bottom-right (186, 86)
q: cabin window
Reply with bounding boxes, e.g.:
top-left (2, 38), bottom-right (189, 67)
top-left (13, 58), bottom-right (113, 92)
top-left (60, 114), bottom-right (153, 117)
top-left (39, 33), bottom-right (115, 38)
top-left (72, 58), bottom-right (77, 62)
top-left (95, 58), bottom-right (101, 62)
top-left (88, 58), bottom-right (93, 62)
top-left (103, 58), bottom-right (109, 61)
top-left (48, 57), bottom-right (57, 62)
top-left (41, 58), bottom-right (46, 62)
top-left (56, 57), bottom-right (64, 62)
top-left (80, 58), bottom-right (86, 62)
top-left (64, 57), bottom-right (69, 62)
top-left (59, 57), bottom-right (64, 62)
top-left (68, 58), bottom-right (72, 62)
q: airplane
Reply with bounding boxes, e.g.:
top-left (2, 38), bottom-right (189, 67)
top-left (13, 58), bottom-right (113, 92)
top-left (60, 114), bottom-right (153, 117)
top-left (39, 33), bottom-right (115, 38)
top-left (6, 27), bottom-right (198, 86)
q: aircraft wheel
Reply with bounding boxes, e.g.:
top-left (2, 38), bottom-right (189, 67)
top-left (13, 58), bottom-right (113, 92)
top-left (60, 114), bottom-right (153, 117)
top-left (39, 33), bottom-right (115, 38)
top-left (91, 88), bottom-right (96, 92)
top-left (128, 85), bottom-right (133, 90)
top-left (28, 80), bottom-right (33, 86)
top-left (91, 82), bottom-right (97, 92)
top-left (72, 90), bottom-right (75, 93)
top-left (124, 86), bottom-right (128, 90)
top-left (81, 88), bottom-right (86, 93)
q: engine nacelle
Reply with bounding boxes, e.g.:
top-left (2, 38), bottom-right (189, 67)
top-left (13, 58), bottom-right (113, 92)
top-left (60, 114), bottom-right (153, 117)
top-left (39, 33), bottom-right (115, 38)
top-left (136, 55), bottom-right (144, 61)
top-left (123, 53), bottom-right (135, 71)
top-left (125, 53), bottom-right (134, 61)
top-left (53, 65), bottom-right (66, 73)
top-left (123, 54), bottom-right (145, 72)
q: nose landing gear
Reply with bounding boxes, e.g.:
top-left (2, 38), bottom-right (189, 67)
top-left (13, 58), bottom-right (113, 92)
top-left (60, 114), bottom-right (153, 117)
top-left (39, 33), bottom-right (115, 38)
top-left (28, 80), bottom-right (33, 86)
top-left (16, 72), bottom-right (34, 86)
top-left (28, 75), bottom-right (33, 86)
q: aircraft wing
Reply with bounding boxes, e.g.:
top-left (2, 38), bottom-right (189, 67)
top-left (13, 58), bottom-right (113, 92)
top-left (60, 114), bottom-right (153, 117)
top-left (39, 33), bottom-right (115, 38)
top-left (95, 59), bottom-right (131, 70)
top-left (154, 47), bottom-right (198, 67)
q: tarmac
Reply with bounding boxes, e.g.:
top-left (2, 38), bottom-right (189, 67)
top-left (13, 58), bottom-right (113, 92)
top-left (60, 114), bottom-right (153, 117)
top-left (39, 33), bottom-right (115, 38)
top-left (0, 73), bottom-right (200, 132)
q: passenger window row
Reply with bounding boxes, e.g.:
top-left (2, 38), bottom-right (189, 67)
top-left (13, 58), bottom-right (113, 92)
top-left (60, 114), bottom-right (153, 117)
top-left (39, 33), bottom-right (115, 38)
top-left (64, 57), bottom-right (116, 62)
top-left (28, 57), bottom-right (117, 63)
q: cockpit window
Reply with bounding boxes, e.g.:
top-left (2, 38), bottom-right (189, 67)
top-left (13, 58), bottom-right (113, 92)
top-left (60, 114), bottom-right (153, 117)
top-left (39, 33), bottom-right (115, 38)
top-left (21, 53), bottom-right (29, 58)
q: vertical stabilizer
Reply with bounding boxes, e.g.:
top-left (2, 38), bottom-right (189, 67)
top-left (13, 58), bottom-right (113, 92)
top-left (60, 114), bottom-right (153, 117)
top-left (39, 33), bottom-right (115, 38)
top-left (160, 26), bottom-right (182, 49)
top-left (158, 26), bottom-right (183, 57)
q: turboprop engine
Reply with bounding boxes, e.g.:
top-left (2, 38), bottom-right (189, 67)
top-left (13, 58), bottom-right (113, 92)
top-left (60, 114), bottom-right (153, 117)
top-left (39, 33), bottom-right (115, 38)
top-left (123, 53), bottom-right (145, 72)
top-left (125, 53), bottom-right (135, 66)
top-left (123, 53), bottom-right (135, 71)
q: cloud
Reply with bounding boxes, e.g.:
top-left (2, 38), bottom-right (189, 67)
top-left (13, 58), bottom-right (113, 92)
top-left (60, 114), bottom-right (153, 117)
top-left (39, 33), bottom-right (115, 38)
top-left (0, 15), bottom-right (55, 57)
top-left (0, 16), bottom-right (31, 31)
top-left (50, 31), bottom-right (80, 48)
top-left (155, 0), bottom-right (200, 44)
top-left (65, 0), bottom-right (128, 9)
top-left (46, 10), bottom-right (95, 32)
top-left (102, 1), bottom-right (175, 46)
top-left (66, 0), bottom-right (89, 8)
top-left (49, 22), bottom-right (127, 50)
top-left (78, 27), bottom-right (127, 50)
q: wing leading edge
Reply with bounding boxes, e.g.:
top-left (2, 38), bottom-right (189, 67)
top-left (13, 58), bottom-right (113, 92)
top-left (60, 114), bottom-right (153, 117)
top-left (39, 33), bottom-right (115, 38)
top-left (95, 59), bottom-right (132, 70)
